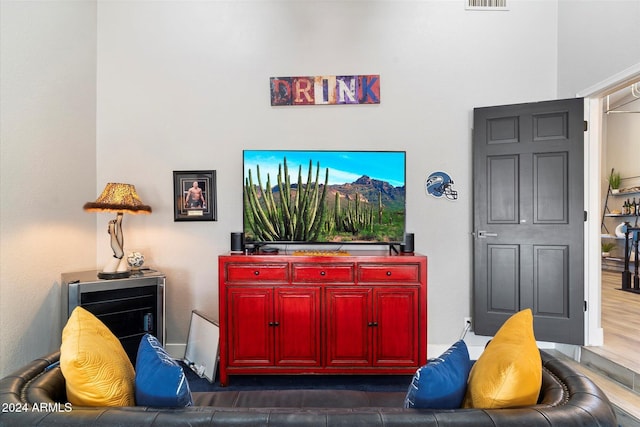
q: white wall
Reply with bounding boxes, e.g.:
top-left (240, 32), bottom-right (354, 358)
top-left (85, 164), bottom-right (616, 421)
top-left (2, 0), bottom-right (639, 376)
top-left (605, 98), bottom-right (640, 181)
top-left (599, 98), bottom-right (640, 281)
top-left (557, 0), bottom-right (640, 98)
top-left (604, 97), bottom-right (640, 235)
top-left (95, 0), bottom-right (559, 356)
top-left (0, 1), bottom-right (98, 376)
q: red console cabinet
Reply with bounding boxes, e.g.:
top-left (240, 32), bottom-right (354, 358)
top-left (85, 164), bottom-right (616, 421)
top-left (218, 252), bottom-right (427, 386)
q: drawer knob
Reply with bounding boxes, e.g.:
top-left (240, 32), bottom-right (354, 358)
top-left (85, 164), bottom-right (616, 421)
top-left (386, 271), bottom-right (392, 276)
top-left (254, 270), bottom-right (260, 276)
top-left (320, 271), bottom-right (326, 276)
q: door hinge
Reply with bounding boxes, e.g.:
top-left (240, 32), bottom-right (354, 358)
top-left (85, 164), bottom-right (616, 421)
top-left (584, 211), bottom-right (587, 222)
top-left (584, 300), bottom-right (587, 312)
top-left (584, 120), bottom-right (588, 132)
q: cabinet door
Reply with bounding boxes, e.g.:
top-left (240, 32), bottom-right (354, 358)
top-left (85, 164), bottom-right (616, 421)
top-left (274, 287), bottom-right (321, 366)
top-left (373, 287), bottom-right (419, 366)
top-left (325, 288), bottom-right (372, 366)
top-left (227, 287), bottom-right (274, 366)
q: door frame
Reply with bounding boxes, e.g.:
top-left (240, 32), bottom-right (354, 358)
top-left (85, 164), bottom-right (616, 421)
top-left (577, 62), bottom-right (640, 347)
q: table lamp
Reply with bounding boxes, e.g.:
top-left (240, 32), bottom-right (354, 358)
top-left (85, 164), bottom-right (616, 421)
top-left (84, 183), bottom-right (152, 279)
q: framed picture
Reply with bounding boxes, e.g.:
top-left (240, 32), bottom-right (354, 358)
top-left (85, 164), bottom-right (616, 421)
top-left (173, 170), bottom-right (217, 221)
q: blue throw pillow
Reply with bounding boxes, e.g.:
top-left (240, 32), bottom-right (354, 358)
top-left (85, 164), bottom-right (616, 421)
top-left (404, 340), bottom-right (471, 409)
top-left (135, 334), bottom-right (193, 407)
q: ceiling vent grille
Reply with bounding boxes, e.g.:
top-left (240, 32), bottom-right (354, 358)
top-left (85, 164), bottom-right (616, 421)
top-left (466, 0), bottom-right (508, 11)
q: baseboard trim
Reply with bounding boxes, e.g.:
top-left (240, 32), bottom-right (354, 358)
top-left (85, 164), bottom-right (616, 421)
top-left (165, 343), bottom-right (186, 360)
top-left (429, 341), bottom-right (560, 362)
top-left (170, 342), bottom-right (567, 365)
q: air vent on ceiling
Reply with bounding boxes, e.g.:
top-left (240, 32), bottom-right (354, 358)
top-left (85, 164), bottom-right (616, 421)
top-left (466, 0), bottom-right (508, 11)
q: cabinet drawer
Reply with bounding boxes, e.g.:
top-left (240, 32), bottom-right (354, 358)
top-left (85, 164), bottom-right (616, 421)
top-left (292, 263), bottom-right (355, 283)
top-left (358, 264), bottom-right (420, 283)
top-left (226, 263), bottom-right (289, 283)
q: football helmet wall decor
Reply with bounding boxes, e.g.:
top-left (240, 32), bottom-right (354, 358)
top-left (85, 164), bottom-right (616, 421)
top-left (425, 171), bottom-right (458, 200)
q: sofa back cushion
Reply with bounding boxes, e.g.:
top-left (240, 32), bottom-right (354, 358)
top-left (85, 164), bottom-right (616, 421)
top-left (60, 307), bottom-right (135, 406)
top-left (463, 309), bottom-right (542, 409)
top-left (404, 340), bottom-right (471, 409)
top-left (135, 334), bottom-right (193, 407)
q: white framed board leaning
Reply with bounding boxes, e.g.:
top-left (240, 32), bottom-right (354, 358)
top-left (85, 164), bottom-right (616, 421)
top-left (184, 310), bottom-right (219, 383)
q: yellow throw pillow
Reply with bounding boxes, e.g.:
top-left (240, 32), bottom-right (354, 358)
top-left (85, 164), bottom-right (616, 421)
top-left (463, 309), bottom-right (541, 409)
top-left (60, 306), bottom-right (135, 406)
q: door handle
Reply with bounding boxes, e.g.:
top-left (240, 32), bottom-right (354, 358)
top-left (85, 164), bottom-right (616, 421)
top-left (476, 230), bottom-right (498, 238)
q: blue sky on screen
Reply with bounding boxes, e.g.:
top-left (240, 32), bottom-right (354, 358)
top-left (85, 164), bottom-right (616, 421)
top-left (244, 150), bottom-right (405, 187)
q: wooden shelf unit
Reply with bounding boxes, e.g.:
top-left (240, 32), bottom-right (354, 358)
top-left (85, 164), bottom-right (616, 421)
top-left (601, 183), bottom-right (640, 235)
top-left (218, 252), bottom-right (427, 386)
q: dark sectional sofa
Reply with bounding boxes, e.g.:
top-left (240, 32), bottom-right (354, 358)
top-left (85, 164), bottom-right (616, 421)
top-left (0, 350), bottom-right (617, 426)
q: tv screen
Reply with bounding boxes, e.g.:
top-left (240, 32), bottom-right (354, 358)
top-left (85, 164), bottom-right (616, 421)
top-left (243, 150), bottom-right (406, 245)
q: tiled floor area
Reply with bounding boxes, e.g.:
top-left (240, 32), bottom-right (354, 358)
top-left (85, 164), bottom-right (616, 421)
top-left (576, 269), bottom-right (640, 426)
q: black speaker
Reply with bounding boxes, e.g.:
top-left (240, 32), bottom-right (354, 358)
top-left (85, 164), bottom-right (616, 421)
top-left (402, 233), bottom-right (414, 253)
top-left (230, 232), bottom-right (244, 252)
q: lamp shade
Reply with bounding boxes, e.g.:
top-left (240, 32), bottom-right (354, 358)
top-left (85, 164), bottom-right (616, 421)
top-left (84, 183), bottom-right (152, 214)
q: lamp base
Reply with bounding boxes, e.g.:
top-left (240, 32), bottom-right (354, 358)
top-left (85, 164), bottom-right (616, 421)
top-left (98, 270), bottom-right (131, 280)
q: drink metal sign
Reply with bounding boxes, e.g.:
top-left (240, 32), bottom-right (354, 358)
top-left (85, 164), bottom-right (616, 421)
top-left (270, 75), bottom-right (380, 106)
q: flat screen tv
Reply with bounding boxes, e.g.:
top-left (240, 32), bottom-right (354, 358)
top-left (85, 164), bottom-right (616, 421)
top-left (243, 150), bottom-right (406, 245)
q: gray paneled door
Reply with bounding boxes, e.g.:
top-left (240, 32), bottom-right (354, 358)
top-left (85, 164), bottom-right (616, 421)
top-left (472, 98), bottom-right (584, 345)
